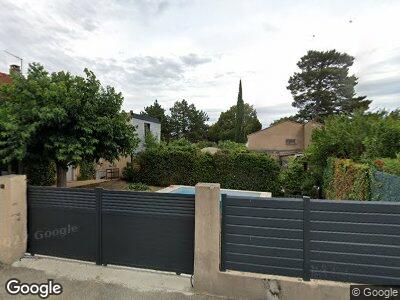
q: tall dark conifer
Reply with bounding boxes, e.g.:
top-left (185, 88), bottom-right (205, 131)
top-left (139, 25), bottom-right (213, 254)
top-left (235, 80), bottom-right (246, 142)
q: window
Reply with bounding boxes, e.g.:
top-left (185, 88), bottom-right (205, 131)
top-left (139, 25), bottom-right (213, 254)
top-left (144, 123), bottom-right (150, 135)
top-left (286, 139), bottom-right (296, 145)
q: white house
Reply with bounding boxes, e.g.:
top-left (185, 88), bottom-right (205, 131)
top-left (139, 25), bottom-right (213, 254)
top-left (67, 112), bottom-right (161, 181)
top-left (130, 112), bottom-right (161, 153)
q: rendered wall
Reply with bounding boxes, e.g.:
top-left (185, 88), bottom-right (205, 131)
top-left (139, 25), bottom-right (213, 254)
top-left (0, 175), bottom-right (27, 264)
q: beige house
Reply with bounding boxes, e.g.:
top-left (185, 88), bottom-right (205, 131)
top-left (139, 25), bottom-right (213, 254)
top-left (246, 120), bottom-right (322, 158)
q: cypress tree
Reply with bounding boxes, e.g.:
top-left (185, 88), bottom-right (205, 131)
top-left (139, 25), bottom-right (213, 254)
top-left (235, 80), bottom-right (246, 142)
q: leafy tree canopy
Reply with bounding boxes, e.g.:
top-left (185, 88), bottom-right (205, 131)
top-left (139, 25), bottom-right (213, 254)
top-left (287, 50), bottom-right (371, 122)
top-left (209, 103), bottom-right (262, 142)
top-left (0, 63), bottom-right (139, 186)
top-left (306, 110), bottom-right (400, 179)
top-left (169, 99), bottom-right (209, 142)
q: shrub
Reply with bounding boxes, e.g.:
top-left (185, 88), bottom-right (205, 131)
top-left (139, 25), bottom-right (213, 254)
top-left (128, 182), bottom-right (150, 191)
top-left (217, 140), bottom-right (248, 153)
top-left (280, 156), bottom-right (318, 197)
top-left (196, 140), bottom-right (217, 149)
top-left (373, 156), bottom-right (400, 176)
top-left (77, 160), bottom-right (96, 180)
top-left (323, 159), bottom-right (371, 200)
top-left (124, 148), bottom-right (280, 194)
top-left (24, 159), bottom-right (56, 186)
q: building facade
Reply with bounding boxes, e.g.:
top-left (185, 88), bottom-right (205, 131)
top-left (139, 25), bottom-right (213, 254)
top-left (246, 120), bottom-right (322, 159)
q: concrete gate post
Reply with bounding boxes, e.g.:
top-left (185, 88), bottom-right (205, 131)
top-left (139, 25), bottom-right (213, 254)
top-left (0, 175), bottom-right (27, 264)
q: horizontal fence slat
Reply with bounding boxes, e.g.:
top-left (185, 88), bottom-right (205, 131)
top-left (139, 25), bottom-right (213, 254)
top-left (225, 215), bottom-right (303, 230)
top-left (225, 252), bottom-right (303, 269)
top-left (310, 240), bottom-right (400, 257)
top-left (311, 221), bottom-right (400, 235)
top-left (311, 210), bottom-right (400, 225)
top-left (311, 199), bottom-right (400, 214)
top-left (225, 224), bottom-right (303, 239)
top-left (225, 196), bottom-right (303, 209)
top-left (311, 231), bottom-right (400, 246)
top-left (226, 234), bottom-right (303, 249)
top-left (225, 243), bottom-right (303, 259)
top-left (224, 206), bottom-right (303, 219)
top-left (310, 250), bottom-right (400, 268)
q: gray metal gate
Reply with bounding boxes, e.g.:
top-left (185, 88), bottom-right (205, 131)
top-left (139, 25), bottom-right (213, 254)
top-left (28, 186), bottom-right (195, 274)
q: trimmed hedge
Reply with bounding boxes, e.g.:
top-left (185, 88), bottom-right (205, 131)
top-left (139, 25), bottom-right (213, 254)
top-left (124, 149), bottom-right (280, 194)
top-left (323, 158), bottom-right (371, 200)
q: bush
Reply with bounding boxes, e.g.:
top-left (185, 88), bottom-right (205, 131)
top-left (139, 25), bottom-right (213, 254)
top-left (373, 156), bottom-right (400, 176)
top-left (280, 156), bottom-right (318, 197)
top-left (195, 140), bottom-right (217, 149)
top-left (124, 148), bottom-right (280, 194)
top-left (217, 140), bottom-right (248, 153)
top-left (128, 182), bottom-right (150, 191)
top-left (77, 160), bottom-right (95, 180)
top-left (323, 159), bottom-right (371, 200)
top-left (25, 159), bottom-right (56, 186)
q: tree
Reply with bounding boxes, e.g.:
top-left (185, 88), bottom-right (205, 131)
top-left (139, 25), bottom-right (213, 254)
top-left (306, 111), bottom-right (400, 180)
top-left (287, 50), bottom-right (371, 122)
top-left (208, 103), bottom-right (262, 141)
top-left (141, 100), bottom-right (171, 141)
top-left (269, 115), bottom-right (300, 127)
top-left (0, 63), bottom-right (139, 187)
top-left (235, 80), bottom-right (246, 142)
top-left (169, 99), bottom-right (209, 142)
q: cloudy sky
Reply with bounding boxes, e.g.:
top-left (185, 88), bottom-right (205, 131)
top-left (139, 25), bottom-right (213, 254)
top-left (1, 0), bottom-right (399, 126)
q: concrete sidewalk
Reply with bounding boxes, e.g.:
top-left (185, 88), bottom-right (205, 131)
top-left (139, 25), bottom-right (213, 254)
top-left (0, 257), bottom-right (224, 299)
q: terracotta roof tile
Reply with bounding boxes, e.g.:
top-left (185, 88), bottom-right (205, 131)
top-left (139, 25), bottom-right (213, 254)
top-left (0, 72), bottom-right (12, 85)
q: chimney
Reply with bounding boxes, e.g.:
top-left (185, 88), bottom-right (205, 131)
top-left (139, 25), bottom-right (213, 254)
top-left (9, 64), bottom-right (21, 74)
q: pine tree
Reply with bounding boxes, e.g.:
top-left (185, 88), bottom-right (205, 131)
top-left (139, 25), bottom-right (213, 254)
top-left (287, 50), bottom-right (371, 122)
top-left (235, 80), bottom-right (246, 142)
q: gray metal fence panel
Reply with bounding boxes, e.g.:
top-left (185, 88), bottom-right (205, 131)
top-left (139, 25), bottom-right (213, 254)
top-left (28, 186), bottom-right (98, 262)
top-left (310, 199), bottom-right (400, 285)
top-left (221, 195), bottom-right (304, 278)
top-left (221, 196), bottom-right (400, 285)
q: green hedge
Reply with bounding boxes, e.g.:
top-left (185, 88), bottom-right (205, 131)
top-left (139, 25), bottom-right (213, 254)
top-left (124, 149), bottom-right (280, 194)
top-left (323, 158), bottom-right (371, 200)
top-left (373, 157), bottom-right (400, 176)
top-left (77, 160), bottom-right (96, 180)
top-left (25, 159), bottom-right (56, 186)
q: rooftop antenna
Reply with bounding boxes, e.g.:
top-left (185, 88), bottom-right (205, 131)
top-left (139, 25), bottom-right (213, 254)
top-left (3, 50), bottom-right (23, 73)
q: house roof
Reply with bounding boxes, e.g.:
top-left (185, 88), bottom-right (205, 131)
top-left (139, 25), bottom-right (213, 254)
top-left (0, 72), bottom-right (12, 85)
top-left (130, 112), bottom-right (161, 124)
top-left (247, 119), bottom-right (322, 137)
top-left (247, 120), bottom-right (303, 137)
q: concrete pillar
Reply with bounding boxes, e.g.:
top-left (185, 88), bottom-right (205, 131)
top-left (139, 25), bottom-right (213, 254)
top-left (194, 182), bottom-right (349, 300)
top-left (0, 175), bottom-right (27, 264)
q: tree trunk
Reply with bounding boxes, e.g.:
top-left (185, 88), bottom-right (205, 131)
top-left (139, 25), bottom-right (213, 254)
top-left (56, 164), bottom-right (68, 187)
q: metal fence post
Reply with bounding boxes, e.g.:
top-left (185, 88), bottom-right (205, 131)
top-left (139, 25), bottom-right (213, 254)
top-left (220, 193), bottom-right (227, 271)
top-left (303, 196), bottom-right (311, 281)
top-left (95, 188), bottom-right (103, 266)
